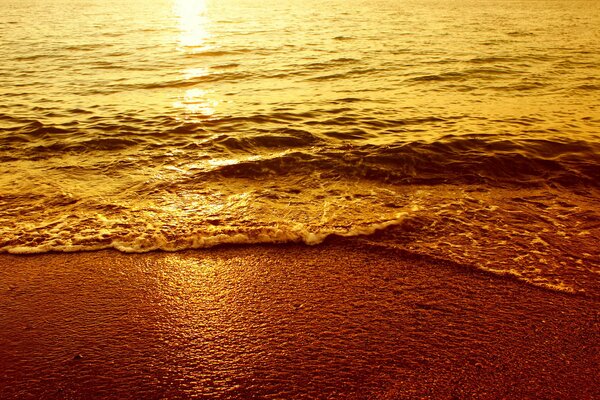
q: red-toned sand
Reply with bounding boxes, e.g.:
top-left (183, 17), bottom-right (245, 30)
top-left (0, 240), bottom-right (598, 399)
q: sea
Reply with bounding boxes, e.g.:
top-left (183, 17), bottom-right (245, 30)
top-left (1, 0), bottom-right (598, 295)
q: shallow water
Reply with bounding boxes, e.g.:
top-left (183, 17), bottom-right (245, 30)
top-left (1, 0), bottom-right (599, 294)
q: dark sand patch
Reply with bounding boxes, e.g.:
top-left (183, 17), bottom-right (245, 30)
top-left (0, 240), bottom-right (598, 399)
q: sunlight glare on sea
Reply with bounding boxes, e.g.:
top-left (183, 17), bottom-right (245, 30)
top-left (0, 0), bottom-right (599, 294)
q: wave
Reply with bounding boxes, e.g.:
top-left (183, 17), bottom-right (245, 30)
top-left (3, 202), bottom-right (597, 298)
top-left (2, 116), bottom-right (598, 188)
top-left (195, 135), bottom-right (600, 188)
top-left (137, 71), bottom-right (254, 90)
top-left (184, 50), bottom-right (242, 57)
top-left (1, 214), bottom-right (410, 254)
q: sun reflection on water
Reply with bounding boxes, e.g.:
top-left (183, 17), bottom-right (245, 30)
top-left (172, 0), bottom-right (220, 118)
top-left (173, 88), bottom-right (219, 117)
top-left (173, 0), bottom-right (209, 50)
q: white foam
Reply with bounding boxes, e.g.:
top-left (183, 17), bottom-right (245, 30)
top-left (3, 212), bottom-right (409, 254)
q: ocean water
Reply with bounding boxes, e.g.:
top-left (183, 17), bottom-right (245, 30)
top-left (1, 0), bottom-right (599, 294)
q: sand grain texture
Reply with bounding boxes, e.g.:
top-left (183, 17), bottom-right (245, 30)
top-left (0, 240), bottom-right (598, 399)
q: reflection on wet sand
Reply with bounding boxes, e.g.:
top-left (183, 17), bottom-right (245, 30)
top-left (1, 243), bottom-right (597, 398)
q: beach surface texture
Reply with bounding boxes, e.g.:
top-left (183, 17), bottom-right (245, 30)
top-left (1, 0), bottom-right (599, 397)
top-left (1, 238), bottom-right (598, 399)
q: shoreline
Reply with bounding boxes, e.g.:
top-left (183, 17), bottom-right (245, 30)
top-left (1, 240), bottom-right (598, 399)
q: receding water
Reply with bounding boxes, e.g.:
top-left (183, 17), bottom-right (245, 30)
top-left (1, 0), bottom-right (599, 294)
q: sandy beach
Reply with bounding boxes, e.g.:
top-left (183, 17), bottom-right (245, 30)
top-left (0, 239), bottom-right (597, 399)
top-left (2, 0), bottom-right (599, 398)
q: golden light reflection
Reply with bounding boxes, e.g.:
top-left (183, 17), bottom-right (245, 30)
top-left (173, 88), bottom-right (218, 117)
top-left (173, 0), bottom-right (221, 118)
top-left (174, 0), bottom-right (210, 50)
top-left (183, 67), bottom-right (209, 80)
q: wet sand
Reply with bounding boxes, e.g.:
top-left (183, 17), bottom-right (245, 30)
top-left (0, 239), bottom-right (598, 399)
